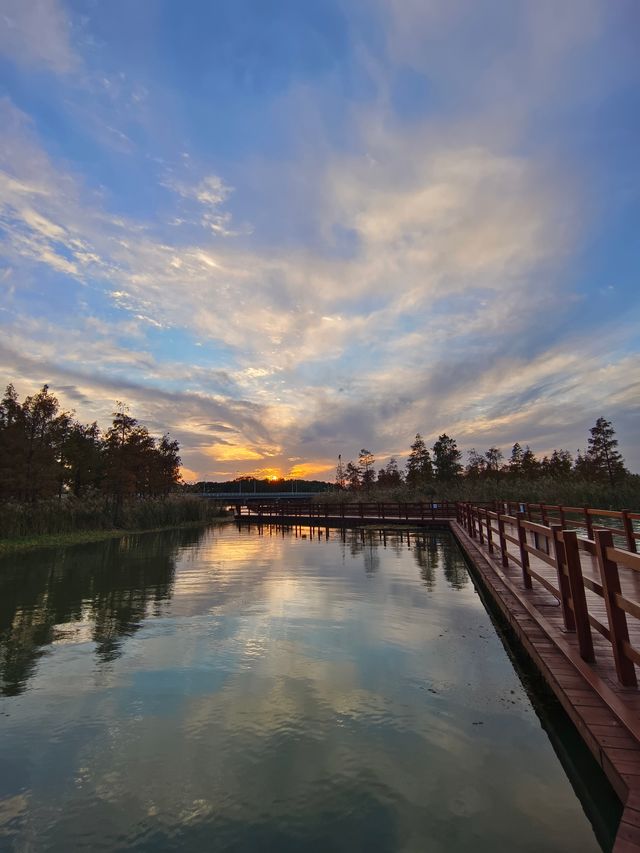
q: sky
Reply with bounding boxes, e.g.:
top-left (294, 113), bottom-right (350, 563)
top-left (0, 0), bottom-right (639, 481)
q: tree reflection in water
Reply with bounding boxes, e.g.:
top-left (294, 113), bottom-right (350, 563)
top-left (0, 527), bottom-right (207, 696)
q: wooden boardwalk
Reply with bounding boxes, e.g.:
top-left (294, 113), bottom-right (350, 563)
top-left (454, 505), bottom-right (640, 852)
top-left (237, 498), bottom-right (640, 850)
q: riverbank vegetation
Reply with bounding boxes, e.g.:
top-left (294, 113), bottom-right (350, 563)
top-left (0, 383), bottom-right (224, 542)
top-left (330, 418), bottom-right (639, 510)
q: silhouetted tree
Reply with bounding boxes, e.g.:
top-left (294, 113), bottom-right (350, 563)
top-left (466, 449), bottom-right (486, 480)
top-left (432, 434), bottom-right (462, 481)
top-left (345, 461), bottom-right (361, 490)
top-left (377, 457), bottom-right (403, 488)
top-left (405, 433), bottom-right (433, 487)
top-left (359, 448), bottom-right (376, 491)
top-left (541, 449), bottom-right (573, 479)
top-left (587, 417), bottom-right (626, 486)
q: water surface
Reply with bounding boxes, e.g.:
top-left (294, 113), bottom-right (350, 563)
top-left (0, 524), bottom-right (614, 851)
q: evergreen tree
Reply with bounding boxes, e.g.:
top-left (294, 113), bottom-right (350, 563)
top-left (359, 448), bottom-right (376, 491)
top-left (465, 449), bottom-right (486, 479)
top-left (542, 449), bottom-right (573, 479)
top-left (377, 457), bottom-right (403, 488)
top-left (587, 417), bottom-right (626, 486)
top-left (520, 445), bottom-right (540, 478)
top-left (508, 442), bottom-right (524, 475)
top-left (432, 434), bottom-right (462, 481)
top-left (405, 433), bottom-right (433, 486)
top-left (485, 447), bottom-right (503, 481)
top-left (345, 461), bottom-right (361, 490)
top-left (335, 454), bottom-right (346, 490)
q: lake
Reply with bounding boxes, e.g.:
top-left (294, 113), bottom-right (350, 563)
top-left (0, 523), bottom-right (619, 851)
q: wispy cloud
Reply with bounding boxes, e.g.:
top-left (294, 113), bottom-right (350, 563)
top-left (0, 0), bottom-right (79, 74)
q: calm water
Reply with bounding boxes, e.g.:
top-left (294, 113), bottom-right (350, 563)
top-left (0, 523), bottom-right (616, 851)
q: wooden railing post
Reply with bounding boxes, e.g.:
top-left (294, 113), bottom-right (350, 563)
top-left (550, 524), bottom-right (576, 631)
top-left (516, 512), bottom-right (532, 588)
top-left (558, 505), bottom-right (566, 528)
top-left (497, 514), bottom-right (509, 567)
top-left (621, 510), bottom-right (637, 553)
top-left (595, 529), bottom-right (637, 687)
top-left (485, 509), bottom-right (494, 554)
top-left (477, 509), bottom-right (485, 545)
top-left (556, 528), bottom-right (594, 662)
top-left (584, 507), bottom-right (594, 541)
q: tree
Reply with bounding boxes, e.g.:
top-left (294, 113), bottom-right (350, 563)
top-left (542, 449), bottom-right (573, 479)
top-left (154, 434), bottom-right (182, 495)
top-left (345, 461), bottom-right (361, 490)
top-left (377, 457), bottom-right (403, 488)
top-left (485, 447), bottom-right (503, 481)
top-left (520, 446), bottom-right (540, 478)
top-left (405, 433), bottom-right (433, 487)
top-left (359, 448), bottom-right (376, 491)
top-left (432, 434), bottom-right (462, 481)
top-left (587, 417), bottom-right (626, 486)
top-left (465, 449), bottom-right (486, 480)
top-left (0, 384), bottom-right (25, 499)
top-left (335, 454), bottom-right (346, 490)
top-left (21, 385), bottom-right (70, 501)
top-left (64, 421), bottom-right (104, 496)
top-left (508, 442), bottom-right (524, 475)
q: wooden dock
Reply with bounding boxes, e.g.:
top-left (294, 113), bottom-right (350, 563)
top-left (236, 498), bottom-right (640, 850)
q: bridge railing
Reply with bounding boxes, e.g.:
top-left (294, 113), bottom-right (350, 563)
top-left (460, 500), bottom-right (640, 687)
top-left (495, 500), bottom-right (639, 552)
top-left (236, 500), bottom-right (457, 521)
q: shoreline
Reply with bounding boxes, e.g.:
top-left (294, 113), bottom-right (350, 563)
top-left (0, 516), bottom-right (232, 556)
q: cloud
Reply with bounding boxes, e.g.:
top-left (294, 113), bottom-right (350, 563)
top-left (0, 0), bottom-right (79, 74)
top-left (0, 2), bottom-right (638, 477)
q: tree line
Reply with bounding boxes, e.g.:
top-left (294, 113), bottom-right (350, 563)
top-left (0, 383), bottom-right (181, 505)
top-left (335, 418), bottom-right (629, 492)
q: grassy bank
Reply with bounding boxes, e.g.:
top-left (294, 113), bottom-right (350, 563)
top-left (0, 515), bottom-right (231, 555)
top-left (0, 495), bottom-right (230, 552)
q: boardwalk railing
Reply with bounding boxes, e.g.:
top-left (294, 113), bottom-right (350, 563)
top-left (460, 501), bottom-right (640, 687)
top-left (495, 501), bottom-right (639, 552)
top-left (236, 500), bottom-right (456, 522)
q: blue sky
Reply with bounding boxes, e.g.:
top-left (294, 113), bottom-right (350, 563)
top-left (0, 0), bottom-right (639, 479)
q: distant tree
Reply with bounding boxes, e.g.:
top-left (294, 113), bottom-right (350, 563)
top-left (574, 450), bottom-right (598, 480)
top-left (587, 417), bottom-right (626, 486)
top-left (345, 461), bottom-right (361, 490)
top-left (465, 449), bottom-right (486, 480)
top-left (542, 449), bottom-right (573, 479)
top-left (335, 454), bottom-right (346, 490)
top-left (508, 442), bottom-right (524, 475)
top-left (0, 384), bottom-right (25, 499)
top-left (485, 447), bottom-right (503, 481)
top-left (432, 434), bottom-right (462, 481)
top-left (21, 385), bottom-right (70, 501)
top-left (377, 457), bottom-right (403, 488)
top-left (405, 433), bottom-right (433, 487)
top-left (520, 445), bottom-right (541, 478)
top-left (359, 448), bottom-right (376, 491)
top-left (155, 434), bottom-right (182, 494)
top-left (64, 421), bottom-right (104, 496)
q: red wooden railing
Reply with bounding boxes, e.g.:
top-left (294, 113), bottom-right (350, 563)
top-left (458, 501), bottom-right (640, 687)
